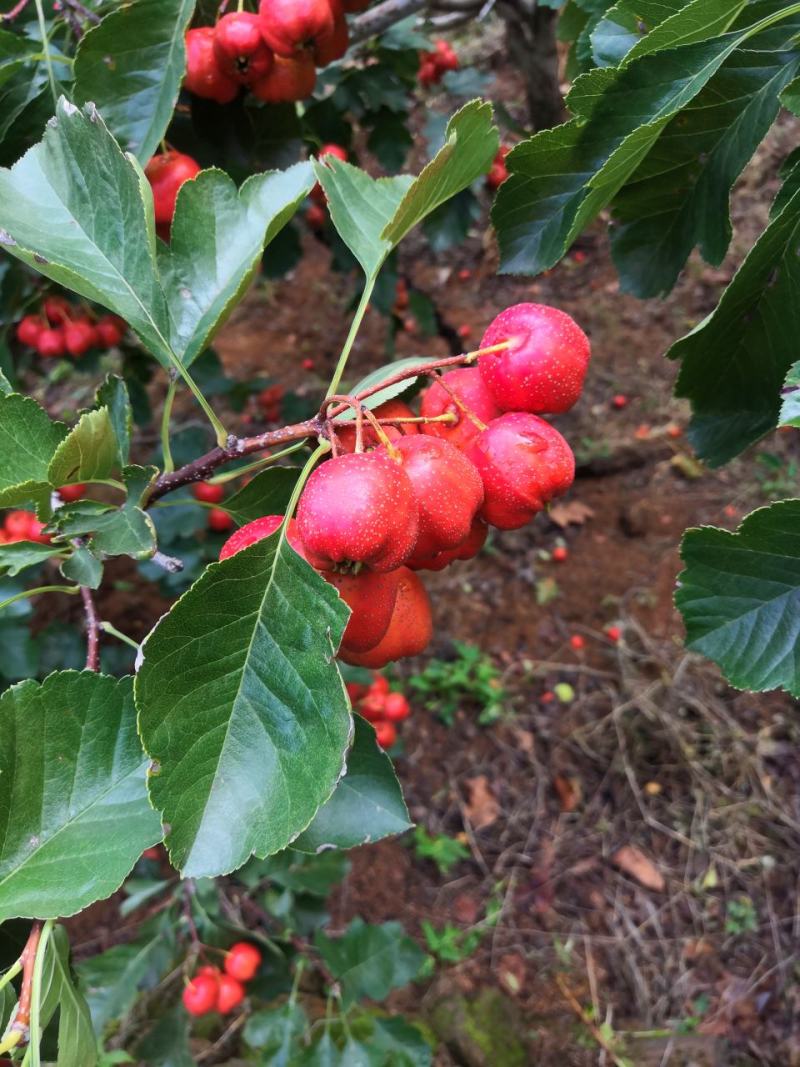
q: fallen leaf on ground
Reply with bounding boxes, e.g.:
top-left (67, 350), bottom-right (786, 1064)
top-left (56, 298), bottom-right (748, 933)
top-left (612, 845), bottom-right (665, 891)
top-left (553, 774), bottom-right (581, 812)
top-left (464, 776), bottom-right (500, 830)
top-left (549, 501), bottom-right (595, 527)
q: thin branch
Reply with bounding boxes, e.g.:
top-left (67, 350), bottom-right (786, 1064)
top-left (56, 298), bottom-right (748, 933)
top-left (0, 0), bottom-right (31, 22)
top-left (57, 0), bottom-right (100, 24)
top-left (0, 922), bottom-right (43, 1053)
top-left (350, 0), bottom-right (429, 43)
top-left (80, 586), bottom-right (100, 671)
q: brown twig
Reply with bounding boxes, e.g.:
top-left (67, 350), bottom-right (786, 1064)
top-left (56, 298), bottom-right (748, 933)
top-left (80, 586), bottom-right (100, 672)
top-left (55, 0), bottom-right (100, 24)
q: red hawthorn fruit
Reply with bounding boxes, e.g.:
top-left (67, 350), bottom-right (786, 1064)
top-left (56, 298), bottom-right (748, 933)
top-left (43, 296), bottom-right (72, 326)
top-left (301, 357), bottom-right (315, 371)
top-left (335, 399), bottom-right (419, 453)
top-left (95, 315), bottom-right (126, 347)
top-left (58, 483), bottom-right (87, 503)
top-left (374, 720), bottom-right (397, 749)
top-left (370, 674), bottom-right (390, 696)
top-left (605, 625), bottom-right (622, 642)
top-left (64, 318), bottom-right (97, 358)
top-left (359, 690), bottom-right (386, 722)
top-left (16, 315), bottom-right (45, 347)
top-left (257, 0), bottom-right (335, 57)
top-left (383, 691), bottom-right (410, 722)
top-left (216, 974), bottom-right (246, 1014)
top-left (339, 568), bottom-right (432, 668)
top-left (433, 38), bottom-right (458, 71)
top-left (251, 51), bottom-right (316, 101)
top-left (214, 13), bottom-right (274, 84)
top-left (36, 327), bottom-right (66, 359)
top-left (297, 451), bottom-right (419, 573)
top-left (257, 384), bottom-right (283, 419)
top-left (26, 517), bottom-right (50, 544)
top-left (313, 0), bottom-right (349, 65)
top-left (466, 412), bottom-right (575, 530)
top-left (569, 634), bottom-right (585, 651)
top-left (485, 160), bottom-right (508, 190)
top-left (408, 516), bottom-right (487, 571)
top-left (193, 481), bottom-right (225, 505)
top-left (208, 507), bottom-right (234, 533)
top-left (145, 152), bottom-right (202, 227)
top-left (184, 26), bottom-right (240, 103)
top-left (305, 202), bottom-right (327, 229)
top-left (551, 545), bottom-right (568, 563)
top-left (182, 974), bottom-right (219, 1016)
top-left (328, 568), bottom-right (401, 654)
top-left (219, 514), bottom-right (305, 560)
top-left (224, 942), bottom-right (262, 982)
top-left (4, 511), bottom-right (36, 540)
top-left (420, 367), bottom-right (501, 451)
top-left (394, 278), bottom-right (409, 312)
top-left (394, 435), bottom-right (483, 564)
top-left (612, 394), bottom-right (628, 409)
top-left (457, 324), bottom-right (473, 341)
top-left (478, 303), bottom-right (591, 415)
top-left (417, 59), bottom-right (439, 87)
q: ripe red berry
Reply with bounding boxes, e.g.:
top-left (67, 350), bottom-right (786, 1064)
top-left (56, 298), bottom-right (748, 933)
top-left (208, 508), bottom-right (234, 533)
top-left (374, 720), bottom-right (397, 749)
top-left (370, 674), bottom-right (390, 697)
top-left (466, 413), bottom-right (575, 530)
top-left (305, 202), bottom-right (327, 229)
top-left (395, 435), bottom-right (483, 565)
top-left (258, 0), bottom-right (335, 57)
top-left (479, 303), bottom-right (591, 415)
top-left (43, 296), bottom-right (72, 326)
top-left (420, 367), bottom-right (501, 451)
top-left (26, 517), bottom-right (50, 544)
top-left (224, 942), bottom-right (262, 982)
top-left (457, 324), bottom-right (473, 341)
top-left (36, 327), bottom-right (66, 358)
top-left (216, 974), bottom-right (246, 1014)
top-left (336, 399), bottom-right (419, 454)
top-left (64, 319), bottom-right (97, 358)
top-left (417, 59), bottom-right (439, 87)
top-left (257, 384), bottom-right (283, 419)
top-left (251, 51), bottom-right (316, 102)
top-left (433, 38), bottom-right (458, 71)
top-left (340, 568), bottom-right (432, 668)
top-left (409, 517), bottom-right (487, 571)
top-left (297, 451), bottom-right (419, 573)
top-left (551, 545), bottom-right (568, 563)
top-left (58, 483), bottom-right (87, 503)
top-left (458, 268), bottom-right (472, 281)
top-left (569, 634), bottom-right (585, 651)
top-left (16, 315), bottom-right (45, 347)
top-left (219, 514), bottom-right (305, 560)
top-left (182, 974), bottom-right (219, 1016)
top-left (4, 511), bottom-right (35, 540)
top-left (193, 481), bottom-right (225, 505)
top-left (326, 568), bottom-right (401, 655)
top-left (612, 394), bottom-right (628, 409)
top-left (485, 160), bottom-right (509, 190)
top-left (214, 13), bottom-right (274, 84)
top-left (313, 0), bottom-right (349, 65)
top-left (605, 625), bottom-right (621, 642)
top-left (383, 692), bottom-right (410, 722)
top-left (95, 315), bottom-right (126, 348)
top-left (184, 26), bottom-right (240, 103)
top-left (360, 691), bottom-right (386, 722)
top-left (301, 357), bottom-right (315, 371)
top-left (145, 151), bottom-right (202, 228)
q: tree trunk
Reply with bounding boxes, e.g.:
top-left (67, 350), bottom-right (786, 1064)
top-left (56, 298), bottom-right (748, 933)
top-left (500, 0), bottom-right (564, 132)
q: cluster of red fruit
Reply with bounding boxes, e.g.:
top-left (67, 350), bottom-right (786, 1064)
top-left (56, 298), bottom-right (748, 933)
top-left (183, 0), bottom-right (369, 108)
top-left (15, 297), bottom-right (126, 359)
top-left (216, 302), bottom-right (589, 670)
top-left (0, 510), bottom-right (50, 546)
top-left (418, 39), bottom-right (459, 86)
top-left (182, 942), bottom-right (262, 1017)
top-left (346, 673), bottom-right (410, 748)
top-left (486, 146), bottom-right (509, 191)
top-left (188, 480), bottom-right (235, 534)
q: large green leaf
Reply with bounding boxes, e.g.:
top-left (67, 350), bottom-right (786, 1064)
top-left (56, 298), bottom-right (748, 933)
top-left (668, 178), bottom-right (800, 465)
top-left (293, 716), bottom-right (411, 854)
top-left (0, 393), bottom-right (66, 507)
top-left (590, 0), bottom-right (685, 67)
top-left (160, 163), bottom-right (314, 367)
top-left (223, 466), bottom-right (299, 526)
top-left (0, 672), bottom-right (162, 921)
top-left (49, 408), bottom-right (119, 486)
top-left (136, 532), bottom-right (352, 877)
top-left (242, 1002), bottom-right (307, 1063)
top-left (676, 501), bottom-right (800, 697)
top-left (73, 0), bottom-right (196, 163)
top-left (315, 919), bottom-right (425, 1009)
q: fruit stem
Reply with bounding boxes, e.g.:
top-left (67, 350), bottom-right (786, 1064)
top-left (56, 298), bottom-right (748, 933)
top-left (362, 406), bottom-right (399, 457)
top-left (0, 584), bottom-right (80, 614)
top-left (100, 620), bottom-right (141, 651)
top-left (161, 377), bottom-right (178, 475)
top-left (426, 371), bottom-right (486, 431)
top-left (377, 413), bottom-right (457, 426)
top-left (325, 278), bottom-right (376, 401)
top-left (462, 338), bottom-right (515, 363)
top-left (32, 0), bottom-right (57, 109)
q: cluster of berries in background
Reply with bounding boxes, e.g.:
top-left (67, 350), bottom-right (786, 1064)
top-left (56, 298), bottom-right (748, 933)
top-left (183, 0), bottom-right (370, 108)
top-left (182, 942), bottom-right (262, 1017)
top-left (15, 296), bottom-right (127, 359)
top-left (417, 38), bottom-right (459, 86)
top-left (212, 302), bottom-right (589, 683)
top-left (346, 673), bottom-right (411, 748)
top-left (486, 145), bottom-right (510, 191)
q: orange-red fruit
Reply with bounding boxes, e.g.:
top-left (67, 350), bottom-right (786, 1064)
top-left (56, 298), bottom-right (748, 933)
top-left (370, 674), bottom-right (390, 696)
top-left (184, 26), bottom-right (240, 103)
top-left (479, 303), bottom-right (591, 415)
top-left (26, 517), bottom-right (50, 544)
top-left (224, 942), bottom-right (262, 982)
top-left (605, 625), bottom-right (622, 642)
top-left (383, 692), bottom-right (410, 722)
top-left (417, 59), bottom-right (438, 87)
top-left (37, 327), bottom-right (65, 358)
top-left (193, 481), bottom-right (225, 505)
top-left (486, 160), bottom-right (508, 190)
top-left (395, 435), bottom-right (483, 564)
top-left (552, 545), bottom-right (568, 563)
top-left (251, 51), bottom-right (316, 101)
top-left (214, 12), bottom-right (274, 84)
top-left (340, 568), bottom-right (432, 668)
top-left (5, 511), bottom-right (35, 540)
top-left (16, 315), bottom-right (45, 347)
top-left (43, 296), bottom-right (71, 326)
top-left (420, 367), bottom-right (501, 451)
top-left (64, 319), bottom-right (97, 358)
top-left (569, 634), bottom-right (585, 651)
top-left (258, 0), bottom-right (335, 57)
top-left (374, 720), bottom-right (397, 749)
top-left (182, 974), bottom-right (219, 1016)
top-left (95, 315), bottom-right (125, 347)
top-left (145, 151), bottom-right (202, 227)
top-left (612, 394), bottom-right (628, 409)
top-left (58, 483), bottom-right (87, 503)
top-left (465, 413), bottom-right (575, 530)
top-left (409, 517), bottom-right (487, 571)
top-left (313, 0), bottom-right (349, 65)
top-left (327, 568), bottom-right (401, 654)
top-left (433, 39), bottom-right (458, 71)
top-left (360, 691), bottom-right (386, 722)
top-left (208, 508), bottom-right (234, 533)
top-left (306, 203), bottom-right (327, 229)
top-left (216, 974), bottom-right (246, 1014)
top-left (335, 399), bottom-right (419, 454)
top-left (297, 452), bottom-right (419, 573)
top-left (219, 514), bottom-right (304, 560)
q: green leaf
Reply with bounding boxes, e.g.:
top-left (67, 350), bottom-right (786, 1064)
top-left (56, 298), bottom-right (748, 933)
top-left (779, 361), bottom-right (800, 427)
top-left (0, 393), bottom-right (66, 507)
top-left (590, 0), bottom-right (683, 67)
top-left (293, 716), bottom-right (411, 854)
top-left (0, 367), bottom-right (12, 396)
top-left (676, 501), bottom-right (800, 697)
top-left (96, 375), bottom-right (133, 466)
top-left (0, 540), bottom-right (63, 576)
top-left (0, 99), bottom-right (173, 367)
top-left (223, 466), bottom-right (299, 526)
top-left (315, 919), bottom-right (425, 1009)
top-left (160, 163), bottom-right (314, 367)
top-left (242, 1002), bottom-right (307, 1062)
top-left (92, 504), bottom-right (156, 559)
top-left (73, 0), bottom-right (196, 163)
top-left (134, 1004), bottom-right (194, 1067)
top-left (668, 178), bottom-right (800, 465)
top-left (49, 408), bottom-right (119, 486)
top-left (370, 1016), bottom-right (433, 1066)
top-left (50, 926), bottom-right (98, 1067)
top-left (61, 546), bottom-right (103, 589)
top-left (136, 532), bottom-right (352, 877)
top-left (0, 672), bottom-right (162, 922)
